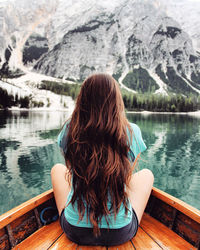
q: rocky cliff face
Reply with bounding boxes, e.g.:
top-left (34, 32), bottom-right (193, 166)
top-left (0, 0), bottom-right (200, 95)
top-left (154, 0), bottom-right (200, 52)
top-left (0, 0), bottom-right (55, 71)
top-left (23, 33), bottom-right (49, 65)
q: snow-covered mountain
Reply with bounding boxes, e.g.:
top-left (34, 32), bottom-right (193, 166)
top-left (154, 0), bottom-right (200, 52)
top-left (0, 0), bottom-right (200, 96)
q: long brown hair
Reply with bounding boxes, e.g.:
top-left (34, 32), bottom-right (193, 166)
top-left (64, 74), bottom-right (133, 235)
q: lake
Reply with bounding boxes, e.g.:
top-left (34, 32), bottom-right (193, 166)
top-left (0, 110), bottom-right (200, 215)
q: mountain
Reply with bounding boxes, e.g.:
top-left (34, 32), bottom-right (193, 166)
top-left (0, 0), bottom-right (200, 96)
top-left (154, 0), bottom-right (200, 52)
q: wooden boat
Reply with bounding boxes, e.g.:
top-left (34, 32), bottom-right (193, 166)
top-left (0, 187), bottom-right (199, 249)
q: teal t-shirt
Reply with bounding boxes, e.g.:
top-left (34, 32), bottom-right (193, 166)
top-left (57, 121), bottom-right (146, 229)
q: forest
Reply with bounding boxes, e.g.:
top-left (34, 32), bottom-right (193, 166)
top-left (0, 87), bottom-right (30, 109)
top-left (0, 80), bottom-right (200, 112)
top-left (122, 91), bottom-right (200, 112)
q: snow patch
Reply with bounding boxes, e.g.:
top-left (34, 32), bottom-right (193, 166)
top-left (148, 69), bottom-right (168, 95)
top-left (0, 80), bottom-right (29, 97)
top-left (0, 70), bottom-right (75, 111)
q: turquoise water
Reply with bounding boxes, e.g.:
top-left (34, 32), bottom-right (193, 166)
top-left (127, 113), bottom-right (200, 210)
top-left (0, 110), bottom-right (200, 215)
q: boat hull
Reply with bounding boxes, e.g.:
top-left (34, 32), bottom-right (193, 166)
top-left (0, 187), bottom-right (199, 249)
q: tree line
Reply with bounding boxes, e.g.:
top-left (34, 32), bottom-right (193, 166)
top-left (1, 82), bottom-right (200, 112)
top-left (122, 92), bottom-right (200, 112)
top-left (0, 87), bottom-right (30, 109)
top-left (39, 80), bottom-right (81, 100)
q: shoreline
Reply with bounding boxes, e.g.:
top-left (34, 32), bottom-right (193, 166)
top-left (1, 107), bottom-right (200, 117)
top-left (126, 110), bottom-right (200, 117)
top-left (0, 106), bottom-right (74, 113)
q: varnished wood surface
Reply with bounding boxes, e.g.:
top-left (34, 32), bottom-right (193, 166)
top-left (77, 245), bottom-right (107, 250)
top-left (140, 213), bottom-right (196, 250)
top-left (48, 233), bottom-right (107, 250)
top-left (152, 187), bottom-right (200, 224)
top-left (44, 233), bottom-right (77, 249)
top-left (0, 189), bottom-right (54, 229)
top-left (14, 211), bottom-right (197, 250)
top-left (13, 220), bottom-right (63, 250)
top-left (132, 227), bottom-right (161, 249)
top-left (0, 227), bottom-right (9, 250)
top-left (107, 240), bottom-right (134, 249)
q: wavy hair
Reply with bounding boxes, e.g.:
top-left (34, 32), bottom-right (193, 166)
top-left (64, 74), bottom-right (133, 236)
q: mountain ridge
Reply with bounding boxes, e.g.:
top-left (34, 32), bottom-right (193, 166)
top-left (0, 0), bottom-right (200, 96)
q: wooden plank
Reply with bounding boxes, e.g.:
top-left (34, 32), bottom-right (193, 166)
top-left (11, 214), bottom-right (38, 247)
top-left (176, 212), bottom-right (200, 233)
top-left (150, 197), bottom-right (176, 228)
top-left (48, 233), bottom-right (77, 249)
top-left (132, 227), bottom-right (161, 249)
top-left (48, 233), bottom-right (107, 249)
top-left (9, 210), bottom-right (35, 230)
top-left (48, 226), bottom-right (159, 250)
top-left (0, 227), bottom-right (6, 237)
top-left (0, 228), bottom-right (10, 250)
top-left (0, 189), bottom-right (53, 229)
top-left (152, 187), bottom-right (200, 223)
top-left (50, 234), bottom-right (132, 250)
top-left (173, 212), bottom-right (200, 247)
top-left (108, 240), bottom-right (134, 249)
top-left (77, 245), bottom-right (107, 249)
top-left (140, 213), bottom-right (197, 250)
top-left (13, 220), bottom-right (63, 250)
top-left (0, 235), bottom-right (10, 250)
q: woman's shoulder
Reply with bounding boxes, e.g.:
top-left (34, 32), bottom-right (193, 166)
top-left (129, 122), bottom-right (139, 129)
top-left (129, 122), bottom-right (142, 136)
top-left (128, 122), bottom-right (147, 157)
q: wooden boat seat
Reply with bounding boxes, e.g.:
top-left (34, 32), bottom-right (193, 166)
top-left (13, 213), bottom-right (196, 250)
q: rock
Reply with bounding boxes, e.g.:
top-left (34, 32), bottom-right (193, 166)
top-left (0, 0), bottom-right (199, 95)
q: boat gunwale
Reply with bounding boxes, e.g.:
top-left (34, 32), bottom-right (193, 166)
top-left (0, 187), bottom-right (199, 230)
top-left (152, 187), bottom-right (200, 223)
top-left (0, 189), bottom-right (53, 229)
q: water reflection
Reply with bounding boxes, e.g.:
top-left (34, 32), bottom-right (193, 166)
top-left (0, 111), bottom-right (200, 215)
top-left (0, 110), bottom-right (68, 214)
top-left (127, 113), bottom-right (200, 209)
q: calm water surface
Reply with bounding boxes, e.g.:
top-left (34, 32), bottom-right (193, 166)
top-left (0, 110), bottom-right (200, 214)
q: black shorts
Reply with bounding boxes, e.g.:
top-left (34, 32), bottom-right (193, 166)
top-left (59, 208), bottom-right (138, 246)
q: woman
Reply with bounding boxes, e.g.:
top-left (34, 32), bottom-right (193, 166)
top-left (51, 74), bottom-right (154, 246)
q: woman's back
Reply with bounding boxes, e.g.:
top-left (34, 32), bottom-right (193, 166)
top-left (58, 120), bottom-right (146, 228)
top-left (51, 74), bottom-right (154, 246)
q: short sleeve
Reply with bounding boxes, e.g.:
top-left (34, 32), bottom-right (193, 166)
top-left (128, 123), bottom-right (147, 162)
top-left (57, 121), bottom-right (70, 154)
